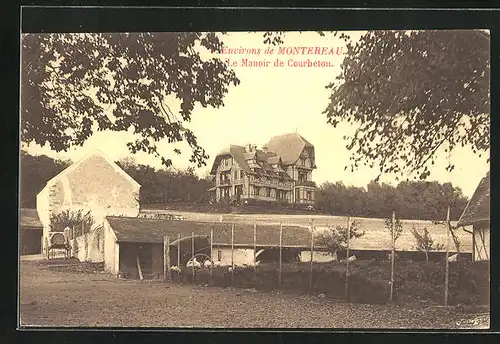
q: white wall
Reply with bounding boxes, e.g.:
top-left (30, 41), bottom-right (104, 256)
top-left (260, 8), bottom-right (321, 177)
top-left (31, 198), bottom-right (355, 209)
top-left (474, 226), bottom-right (490, 261)
top-left (211, 247), bottom-right (255, 266)
top-left (36, 187), bottom-right (51, 243)
top-left (103, 219), bottom-right (118, 274)
top-left (300, 250), bottom-right (336, 262)
top-left (36, 154), bottom-right (140, 255)
top-left (70, 227), bottom-right (104, 263)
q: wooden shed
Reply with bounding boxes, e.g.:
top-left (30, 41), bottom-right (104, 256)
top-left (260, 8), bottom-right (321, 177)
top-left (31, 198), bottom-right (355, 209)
top-left (20, 208), bottom-right (43, 255)
top-left (103, 216), bottom-right (313, 279)
top-left (457, 171), bottom-right (490, 261)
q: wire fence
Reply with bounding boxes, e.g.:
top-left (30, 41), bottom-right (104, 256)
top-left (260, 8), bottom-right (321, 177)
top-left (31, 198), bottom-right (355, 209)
top-left (155, 206), bottom-right (479, 305)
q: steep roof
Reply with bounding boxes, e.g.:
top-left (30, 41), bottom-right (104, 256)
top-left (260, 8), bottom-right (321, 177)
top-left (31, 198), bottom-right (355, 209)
top-left (39, 150), bottom-right (141, 194)
top-left (457, 171), bottom-right (490, 227)
top-left (209, 145), bottom-right (293, 180)
top-left (106, 216), bottom-right (312, 247)
top-left (267, 132), bottom-right (314, 166)
top-left (20, 208), bottom-right (43, 228)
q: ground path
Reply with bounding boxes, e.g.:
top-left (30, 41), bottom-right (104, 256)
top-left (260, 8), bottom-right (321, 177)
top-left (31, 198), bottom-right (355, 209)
top-left (19, 257), bottom-right (488, 329)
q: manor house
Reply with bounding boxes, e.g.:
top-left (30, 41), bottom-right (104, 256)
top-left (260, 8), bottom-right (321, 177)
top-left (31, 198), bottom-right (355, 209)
top-left (208, 132), bottom-right (317, 206)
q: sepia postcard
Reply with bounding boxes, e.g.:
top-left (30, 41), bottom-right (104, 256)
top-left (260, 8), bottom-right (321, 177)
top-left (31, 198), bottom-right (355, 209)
top-left (19, 27), bottom-right (490, 329)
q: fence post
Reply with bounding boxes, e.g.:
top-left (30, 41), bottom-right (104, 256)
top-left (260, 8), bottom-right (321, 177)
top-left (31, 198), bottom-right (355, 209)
top-left (253, 222), bottom-right (257, 287)
top-left (164, 235), bottom-right (171, 282)
top-left (177, 233), bottom-right (181, 280)
top-left (345, 216), bottom-right (351, 300)
top-left (444, 205), bottom-right (451, 306)
top-left (163, 234), bottom-right (170, 281)
top-left (191, 232), bottom-right (195, 285)
top-left (210, 228), bottom-right (213, 278)
top-left (279, 222), bottom-right (283, 285)
top-left (390, 211), bottom-right (396, 302)
top-left (309, 219), bottom-right (314, 292)
top-left (231, 223), bottom-right (234, 285)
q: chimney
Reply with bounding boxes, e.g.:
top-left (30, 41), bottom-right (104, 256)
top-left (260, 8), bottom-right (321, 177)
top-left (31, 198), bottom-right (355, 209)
top-left (246, 144), bottom-right (257, 153)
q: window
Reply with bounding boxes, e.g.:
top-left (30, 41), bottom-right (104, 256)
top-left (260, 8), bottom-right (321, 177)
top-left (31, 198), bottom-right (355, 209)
top-left (239, 171), bottom-right (243, 179)
top-left (266, 188), bottom-right (271, 197)
top-left (217, 250), bottom-right (222, 261)
top-left (234, 170), bottom-right (238, 180)
top-left (307, 191), bottom-right (312, 200)
top-left (97, 234), bottom-right (100, 249)
top-left (298, 172), bottom-right (308, 182)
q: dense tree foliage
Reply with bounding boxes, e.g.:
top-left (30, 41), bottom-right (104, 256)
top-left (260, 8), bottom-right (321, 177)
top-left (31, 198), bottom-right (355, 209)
top-left (315, 180), bottom-right (468, 221)
top-left (21, 32), bottom-right (239, 168)
top-left (20, 152), bottom-right (468, 221)
top-left (116, 157), bottom-right (215, 205)
top-left (20, 151), bottom-right (214, 208)
top-left (323, 30), bottom-right (490, 179)
top-left (20, 150), bottom-right (71, 208)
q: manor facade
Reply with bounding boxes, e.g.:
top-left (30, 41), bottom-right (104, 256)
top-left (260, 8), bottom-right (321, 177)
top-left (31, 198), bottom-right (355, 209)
top-left (208, 133), bottom-right (317, 206)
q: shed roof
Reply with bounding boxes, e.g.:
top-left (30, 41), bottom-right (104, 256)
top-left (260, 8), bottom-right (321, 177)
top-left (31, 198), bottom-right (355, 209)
top-left (457, 171), bottom-right (490, 227)
top-left (20, 208), bottom-right (43, 228)
top-left (105, 216), bottom-right (312, 247)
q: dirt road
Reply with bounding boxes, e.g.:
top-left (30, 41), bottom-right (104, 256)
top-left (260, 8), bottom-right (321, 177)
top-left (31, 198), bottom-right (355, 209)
top-left (19, 258), bottom-right (488, 329)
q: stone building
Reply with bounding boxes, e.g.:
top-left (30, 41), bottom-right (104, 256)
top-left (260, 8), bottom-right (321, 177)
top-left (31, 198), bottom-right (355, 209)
top-left (36, 151), bottom-right (141, 254)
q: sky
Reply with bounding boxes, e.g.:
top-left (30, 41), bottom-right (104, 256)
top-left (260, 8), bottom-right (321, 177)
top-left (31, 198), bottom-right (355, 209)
top-left (23, 31), bottom-right (490, 198)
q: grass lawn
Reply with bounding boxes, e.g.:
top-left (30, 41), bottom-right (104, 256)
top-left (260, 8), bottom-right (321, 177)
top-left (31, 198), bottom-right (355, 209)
top-left (141, 209), bottom-right (473, 252)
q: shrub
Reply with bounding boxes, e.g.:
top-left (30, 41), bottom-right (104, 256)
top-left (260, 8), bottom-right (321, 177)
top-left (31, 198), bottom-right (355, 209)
top-left (315, 219), bottom-right (365, 257)
top-left (49, 209), bottom-right (94, 235)
top-left (411, 225), bottom-right (445, 261)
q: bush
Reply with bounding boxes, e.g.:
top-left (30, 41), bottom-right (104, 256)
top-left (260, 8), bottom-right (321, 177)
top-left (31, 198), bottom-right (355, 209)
top-left (49, 209), bottom-right (94, 234)
top-left (165, 259), bottom-right (489, 306)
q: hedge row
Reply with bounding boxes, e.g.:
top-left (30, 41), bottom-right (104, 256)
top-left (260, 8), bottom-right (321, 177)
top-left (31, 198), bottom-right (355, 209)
top-left (168, 260), bottom-right (489, 306)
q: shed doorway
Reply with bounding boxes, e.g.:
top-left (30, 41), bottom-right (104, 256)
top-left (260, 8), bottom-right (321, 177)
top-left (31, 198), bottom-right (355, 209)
top-left (119, 243), bottom-right (154, 279)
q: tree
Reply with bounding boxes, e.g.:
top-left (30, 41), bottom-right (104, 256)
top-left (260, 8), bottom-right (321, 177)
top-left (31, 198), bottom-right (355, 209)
top-left (432, 220), bottom-right (462, 258)
top-left (315, 220), bottom-right (365, 258)
top-left (384, 216), bottom-right (403, 243)
top-left (115, 157), bottom-right (215, 205)
top-left (314, 178), bottom-right (468, 221)
top-left (49, 209), bottom-right (94, 234)
top-left (323, 30), bottom-right (490, 179)
top-left (21, 32), bottom-right (240, 168)
top-left (20, 150), bottom-right (71, 208)
top-left (411, 225), bottom-right (445, 261)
